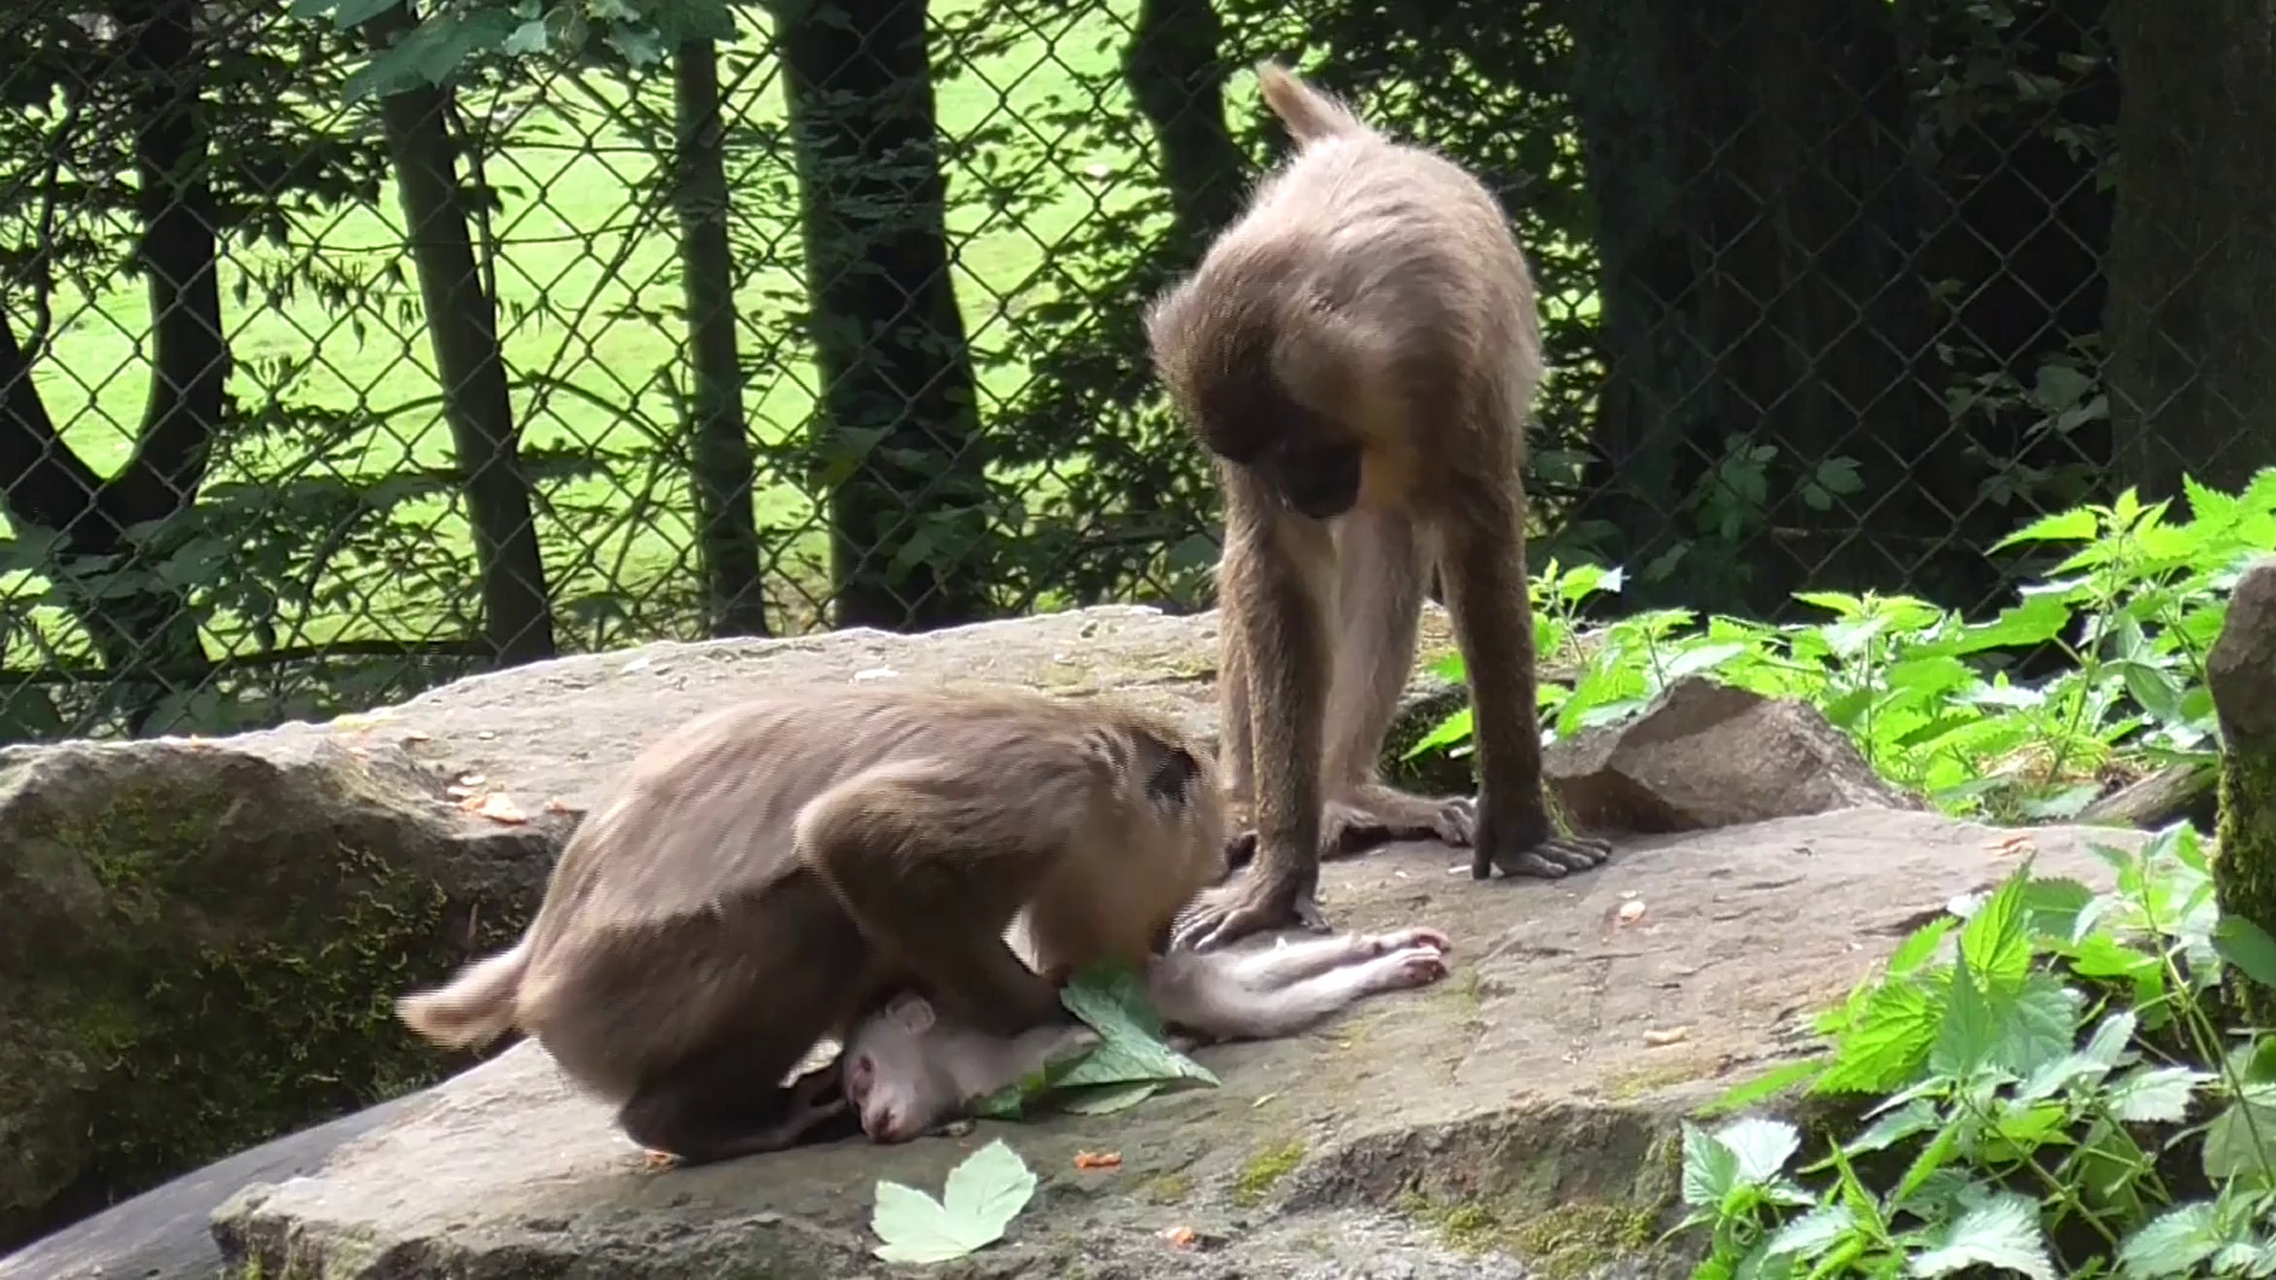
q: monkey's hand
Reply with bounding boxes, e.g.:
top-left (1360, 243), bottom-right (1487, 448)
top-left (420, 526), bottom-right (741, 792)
top-left (1170, 866), bottom-right (1331, 952)
top-left (1470, 800), bottom-right (1613, 880)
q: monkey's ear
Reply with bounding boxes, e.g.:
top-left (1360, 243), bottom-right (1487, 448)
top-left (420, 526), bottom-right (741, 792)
top-left (1140, 735), bottom-right (1203, 807)
top-left (884, 993), bottom-right (935, 1033)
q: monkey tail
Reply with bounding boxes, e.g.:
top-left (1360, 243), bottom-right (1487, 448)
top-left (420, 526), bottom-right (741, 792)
top-left (395, 938), bottom-right (530, 1049)
top-left (1254, 61), bottom-right (1371, 145)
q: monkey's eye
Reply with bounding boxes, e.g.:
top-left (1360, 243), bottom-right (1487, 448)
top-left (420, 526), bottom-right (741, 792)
top-left (845, 1055), bottom-right (873, 1102)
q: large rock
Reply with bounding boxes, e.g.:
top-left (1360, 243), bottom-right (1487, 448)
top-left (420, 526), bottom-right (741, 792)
top-left (0, 604), bottom-right (1464, 1269)
top-left (1543, 676), bottom-right (1924, 832)
top-left (0, 601), bottom-right (2139, 1279)
top-left (0, 732), bottom-right (569, 1252)
top-left (201, 808), bottom-right (2141, 1280)
top-left (2210, 558), bottom-right (2276, 1019)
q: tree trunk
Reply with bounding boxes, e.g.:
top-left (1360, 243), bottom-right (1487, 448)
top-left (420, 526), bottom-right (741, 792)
top-left (2104, 0), bottom-right (2276, 500)
top-left (773, 0), bottom-right (993, 631)
top-left (1122, 0), bottom-right (1247, 259)
top-left (672, 38), bottom-right (770, 638)
top-left (1569, 0), bottom-right (1950, 618)
top-left (0, 0), bottom-right (223, 733)
top-left (365, 5), bottom-right (556, 665)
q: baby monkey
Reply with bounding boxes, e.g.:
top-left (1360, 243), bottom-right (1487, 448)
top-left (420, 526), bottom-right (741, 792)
top-left (1146, 61), bottom-right (1614, 951)
top-left (394, 682), bottom-right (1227, 1165)
top-left (843, 927), bottom-right (1453, 1142)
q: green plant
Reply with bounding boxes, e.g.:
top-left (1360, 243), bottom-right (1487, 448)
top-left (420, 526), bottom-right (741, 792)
top-left (1411, 469), bottom-right (2276, 823)
top-left (1675, 824), bottom-right (2276, 1278)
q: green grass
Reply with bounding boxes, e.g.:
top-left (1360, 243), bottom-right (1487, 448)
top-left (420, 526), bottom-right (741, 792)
top-left (8, 0), bottom-right (1166, 663)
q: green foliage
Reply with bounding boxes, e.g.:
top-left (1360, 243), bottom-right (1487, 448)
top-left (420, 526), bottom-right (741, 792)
top-left (1676, 826), bottom-right (2276, 1278)
top-left (1414, 471), bottom-right (2276, 823)
top-left (969, 960), bottom-right (1220, 1121)
top-left (290, 0), bottom-right (741, 100)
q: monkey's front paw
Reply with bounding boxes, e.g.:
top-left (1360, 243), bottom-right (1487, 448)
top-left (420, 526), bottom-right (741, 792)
top-left (1361, 926), bottom-right (1452, 958)
top-left (1171, 873), bottom-right (1330, 952)
top-left (1354, 945), bottom-right (1452, 993)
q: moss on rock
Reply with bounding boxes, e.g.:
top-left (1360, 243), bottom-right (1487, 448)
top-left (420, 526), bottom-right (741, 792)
top-left (2208, 559), bottom-right (2276, 1023)
top-left (2216, 747), bottom-right (2276, 1021)
top-left (0, 736), bottom-right (557, 1251)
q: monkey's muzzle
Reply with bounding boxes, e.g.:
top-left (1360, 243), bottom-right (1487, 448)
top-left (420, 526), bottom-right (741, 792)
top-left (1269, 444), bottom-right (1363, 521)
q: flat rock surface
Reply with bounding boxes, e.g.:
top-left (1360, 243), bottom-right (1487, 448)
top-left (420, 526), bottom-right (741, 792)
top-left (214, 808), bottom-right (2142, 1279)
top-left (266, 605), bottom-right (1459, 822)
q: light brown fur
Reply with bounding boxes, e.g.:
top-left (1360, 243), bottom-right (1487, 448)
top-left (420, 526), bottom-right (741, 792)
top-left (1144, 61), bottom-right (1611, 950)
top-left (395, 682), bottom-right (1226, 1164)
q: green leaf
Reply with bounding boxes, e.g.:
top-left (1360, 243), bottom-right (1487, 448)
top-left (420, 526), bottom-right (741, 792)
top-left (293, 0), bottom-right (403, 23)
top-left (1762, 1202), bottom-right (1855, 1261)
top-left (2200, 1098), bottom-right (2276, 1181)
top-left (1992, 506), bottom-right (2099, 550)
top-left (1057, 1081), bottom-right (1162, 1114)
top-left (1906, 1191), bottom-right (2056, 1280)
top-left (1056, 962), bottom-right (1219, 1091)
top-left (2105, 1065), bottom-right (2204, 1124)
top-left (2214, 915), bottom-right (2276, 989)
top-left (1842, 1098), bottom-right (1939, 1155)
top-left (1713, 1116), bottom-right (1801, 1183)
top-left (1403, 706), bottom-right (1473, 758)
top-left (1681, 1122), bottom-right (1742, 1206)
top-left (1958, 869), bottom-right (2034, 984)
top-left (1931, 958), bottom-right (1998, 1078)
top-left (1991, 974), bottom-right (2084, 1077)
top-left (2115, 1202), bottom-right (2221, 1278)
top-left (1887, 916), bottom-right (1957, 976)
top-left (1700, 1057), bottom-right (1825, 1115)
top-left (871, 1139), bottom-right (1036, 1264)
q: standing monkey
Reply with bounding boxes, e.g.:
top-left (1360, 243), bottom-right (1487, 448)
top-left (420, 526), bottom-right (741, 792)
top-left (1145, 62), bottom-right (1612, 951)
top-left (394, 683), bottom-right (1227, 1165)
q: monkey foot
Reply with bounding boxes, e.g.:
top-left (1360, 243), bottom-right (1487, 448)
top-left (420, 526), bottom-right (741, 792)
top-left (1359, 926), bottom-right (1452, 958)
top-left (1171, 870), bottom-right (1331, 952)
top-left (1326, 794), bottom-right (1478, 856)
top-left (1352, 944), bottom-right (1452, 993)
top-left (1473, 830), bottom-right (1614, 881)
top-left (640, 1148), bottom-right (682, 1172)
top-left (1223, 797), bottom-right (1475, 870)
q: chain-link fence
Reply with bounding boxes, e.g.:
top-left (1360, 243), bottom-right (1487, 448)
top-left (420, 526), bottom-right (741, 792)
top-left (0, 0), bottom-right (2266, 744)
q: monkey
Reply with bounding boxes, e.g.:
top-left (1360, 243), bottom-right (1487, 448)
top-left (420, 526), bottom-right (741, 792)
top-left (842, 992), bottom-right (1103, 1144)
top-left (393, 682), bottom-right (1228, 1166)
top-left (1143, 60), bottom-right (1613, 952)
top-left (842, 927), bottom-right (1454, 1142)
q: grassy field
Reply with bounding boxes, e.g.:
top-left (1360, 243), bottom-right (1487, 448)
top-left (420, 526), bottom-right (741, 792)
top-left (10, 0), bottom-right (1177, 667)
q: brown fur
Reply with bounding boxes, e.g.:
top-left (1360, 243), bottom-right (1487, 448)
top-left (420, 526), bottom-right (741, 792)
top-left (843, 927), bottom-right (1453, 1141)
top-left (395, 682), bottom-right (1227, 1164)
top-left (1144, 61), bottom-right (1612, 951)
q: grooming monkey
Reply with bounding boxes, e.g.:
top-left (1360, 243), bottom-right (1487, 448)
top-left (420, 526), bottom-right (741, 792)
top-left (394, 683), bottom-right (1228, 1165)
top-left (1144, 61), bottom-right (1613, 952)
top-left (844, 926), bottom-right (1454, 1142)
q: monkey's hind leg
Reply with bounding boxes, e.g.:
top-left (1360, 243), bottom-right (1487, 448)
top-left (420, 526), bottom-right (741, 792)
top-left (621, 1049), bottom-right (858, 1167)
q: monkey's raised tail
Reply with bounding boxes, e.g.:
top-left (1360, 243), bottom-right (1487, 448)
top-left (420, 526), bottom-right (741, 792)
top-left (395, 938), bottom-right (530, 1048)
top-left (1255, 61), bottom-right (1371, 145)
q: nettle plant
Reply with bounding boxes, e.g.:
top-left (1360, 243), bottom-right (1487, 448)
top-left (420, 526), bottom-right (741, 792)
top-left (1412, 470), bottom-right (2276, 822)
top-left (1677, 828), bottom-right (2276, 1279)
